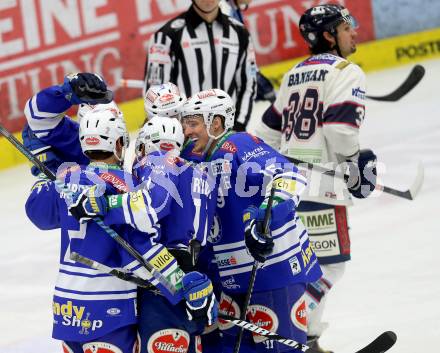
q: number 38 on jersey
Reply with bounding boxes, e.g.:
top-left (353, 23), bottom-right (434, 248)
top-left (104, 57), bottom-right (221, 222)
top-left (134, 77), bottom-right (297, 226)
top-left (282, 88), bottom-right (322, 142)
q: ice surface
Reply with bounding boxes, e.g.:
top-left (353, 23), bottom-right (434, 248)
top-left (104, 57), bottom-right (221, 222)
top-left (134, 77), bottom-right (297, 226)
top-left (1, 59), bottom-right (439, 352)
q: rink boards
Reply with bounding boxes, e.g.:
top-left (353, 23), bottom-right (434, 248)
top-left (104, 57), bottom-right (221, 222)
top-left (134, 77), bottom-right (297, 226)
top-left (1, 27), bottom-right (440, 171)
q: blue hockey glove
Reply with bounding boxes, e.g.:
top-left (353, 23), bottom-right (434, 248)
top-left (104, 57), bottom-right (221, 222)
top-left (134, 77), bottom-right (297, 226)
top-left (346, 149), bottom-right (377, 199)
top-left (22, 124), bottom-right (62, 176)
top-left (61, 73), bottom-right (113, 105)
top-left (68, 185), bottom-right (108, 223)
top-left (243, 206), bottom-right (275, 263)
top-left (182, 271), bottom-right (218, 326)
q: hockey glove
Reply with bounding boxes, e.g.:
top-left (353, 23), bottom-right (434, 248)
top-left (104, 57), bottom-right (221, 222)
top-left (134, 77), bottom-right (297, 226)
top-left (61, 72), bottom-right (113, 105)
top-left (182, 271), bottom-right (218, 326)
top-left (68, 185), bottom-right (108, 223)
top-left (243, 206), bottom-right (275, 263)
top-left (256, 72), bottom-right (276, 103)
top-left (22, 124), bottom-right (62, 177)
top-left (233, 121), bottom-right (246, 132)
top-left (346, 149), bottom-right (377, 199)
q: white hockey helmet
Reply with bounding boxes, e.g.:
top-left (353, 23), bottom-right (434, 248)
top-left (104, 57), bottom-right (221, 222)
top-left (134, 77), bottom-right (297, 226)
top-left (135, 115), bottom-right (184, 157)
top-left (77, 101), bottom-right (123, 121)
top-left (144, 83), bottom-right (186, 118)
top-left (79, 109), bottom-right (129, 161)
top-left (181, 89), bottom-right (235, 137)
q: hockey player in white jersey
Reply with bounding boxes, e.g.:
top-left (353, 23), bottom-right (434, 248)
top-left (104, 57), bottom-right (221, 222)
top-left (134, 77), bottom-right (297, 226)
top-left (255, 4), bottom-right (377, 352)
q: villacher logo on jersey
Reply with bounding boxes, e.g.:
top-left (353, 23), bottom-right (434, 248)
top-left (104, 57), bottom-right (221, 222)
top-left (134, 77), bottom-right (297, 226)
top-left (147, 329), bottom-right (190, 353)
top-left (247, 305), bottom-right (279, 343)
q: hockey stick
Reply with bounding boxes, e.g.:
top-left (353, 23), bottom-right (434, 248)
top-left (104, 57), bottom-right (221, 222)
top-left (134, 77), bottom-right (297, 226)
top-left (119, 78), bottom-right (144, 89)
top-left (285, 156), bottom-right (424, 201)
top-left (366, 64), bottom-right (425, 102)
top-left (70, 252), bottom-right (153, 288)
top-left (0, 123), bottom-right (177, 297)
top-left (220, 314), bottom-right (397, 353)
top-left (233, 186), bottom-right (276, 353)
top-left (120, 64), bottom-right (425, 102)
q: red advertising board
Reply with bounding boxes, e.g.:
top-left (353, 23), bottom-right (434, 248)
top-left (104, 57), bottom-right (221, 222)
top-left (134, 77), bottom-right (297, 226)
top-left (0, 0), bottom-right (373, 133)
top-left (243, 0), bottom-right (374, 65)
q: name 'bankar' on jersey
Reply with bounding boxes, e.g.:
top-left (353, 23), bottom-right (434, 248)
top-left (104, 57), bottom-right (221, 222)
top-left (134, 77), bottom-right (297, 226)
top-left (259, 53), bottom-right (366, 206)
top-left (287, 68), bottom-right (329, 86)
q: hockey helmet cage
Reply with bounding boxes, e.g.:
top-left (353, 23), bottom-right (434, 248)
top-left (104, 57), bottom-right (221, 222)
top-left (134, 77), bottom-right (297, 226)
top-left (181, 89), bottom-right (235, 132)
top-left (299, 4), bottom-right (357, 48)
top-left (79, 109), bottom-right (129, 156)
top-left (135, 115), bottom-right (184, 157)
top-left (144, 82), bottom-right (186, 118)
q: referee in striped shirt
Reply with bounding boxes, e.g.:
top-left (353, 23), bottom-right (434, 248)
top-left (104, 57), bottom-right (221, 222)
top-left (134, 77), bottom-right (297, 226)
top-left (143, 0), bottom-right (257, 131)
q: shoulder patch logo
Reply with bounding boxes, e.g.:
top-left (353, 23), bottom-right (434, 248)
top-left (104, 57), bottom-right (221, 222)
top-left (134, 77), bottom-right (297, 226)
top-left (220, 141), bottom-right (237, 153)
top-left (171, 18), bottom-right (185, 29)
top-left (352, 87), bottom-right (366, 100)
top-left (336, 61), bottom-right (350, 70)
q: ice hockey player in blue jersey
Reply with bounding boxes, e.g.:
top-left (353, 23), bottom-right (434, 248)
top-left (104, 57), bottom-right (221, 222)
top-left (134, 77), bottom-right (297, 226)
top-left (25, 108), bottom-right (144, 353)
top-left (180, 88), bottom-right (322, 353)
top-left (143, 82), bottom-right (187, 120)
top-left (23, 72), bottom-right (121, 168)
top-left (25, 107), bottom-right (218, 353)
top-left (23, 73), bottom-right (219, 353)
top-left (130, 115), bottom-right (219, 353)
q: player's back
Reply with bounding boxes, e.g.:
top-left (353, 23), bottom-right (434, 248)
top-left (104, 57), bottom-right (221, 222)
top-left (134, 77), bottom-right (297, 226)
top-left (134, 152), bottom-right (217, 257)
top-left (260, 54), bottom-right (366, 205)
top-left (274, 53), bottom-right (365, 165)
top-left (25, 165), bottom-right (139, 342)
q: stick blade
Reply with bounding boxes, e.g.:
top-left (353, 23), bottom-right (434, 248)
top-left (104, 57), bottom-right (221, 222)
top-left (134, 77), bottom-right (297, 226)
top-left (367, 65), bottom-right (425, 102)
top-left (408, 162), bottom-right (424, 200)
top-left (355, 331), bottom-right (397, 353)
top-left (377, 161), bottom-right (424, 200)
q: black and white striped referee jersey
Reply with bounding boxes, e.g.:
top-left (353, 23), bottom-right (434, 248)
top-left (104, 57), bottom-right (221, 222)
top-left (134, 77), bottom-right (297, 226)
top-left (144, 5), bottom-right (257, 130)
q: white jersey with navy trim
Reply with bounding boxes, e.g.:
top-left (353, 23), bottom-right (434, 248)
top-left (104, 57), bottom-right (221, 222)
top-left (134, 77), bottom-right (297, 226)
top-left (257, 53), bottom-right (366, 206)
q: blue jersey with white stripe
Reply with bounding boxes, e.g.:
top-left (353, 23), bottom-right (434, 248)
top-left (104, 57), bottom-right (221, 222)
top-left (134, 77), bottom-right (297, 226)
top-left (25, 165), bottom-right (187, 341)
top-left (181, 132), bottom-right (322, 293)
top-left (24, 85), bottom-right (216, 253)
top-left (24, 85), bottom-right (88, 165)
top-left (133, 153), bottom-right (217, 250)
top-left (26, 166), bottom-right (139, 341)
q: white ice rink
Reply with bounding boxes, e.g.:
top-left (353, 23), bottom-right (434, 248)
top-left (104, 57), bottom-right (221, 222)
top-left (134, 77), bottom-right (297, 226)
top-left (1, 59), bottom-right (439, 353)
